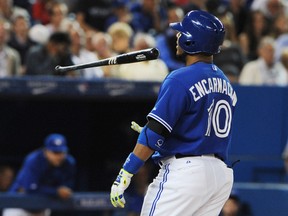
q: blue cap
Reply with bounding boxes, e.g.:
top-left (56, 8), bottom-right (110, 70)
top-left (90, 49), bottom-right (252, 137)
top-left (44, 133), bottom-right (68, 152)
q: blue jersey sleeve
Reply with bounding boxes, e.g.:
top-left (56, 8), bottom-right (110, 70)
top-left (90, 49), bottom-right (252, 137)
top-left (147, 77), bottom-right (191, 132)
top-left (11, 154), bottom-right (50, 194)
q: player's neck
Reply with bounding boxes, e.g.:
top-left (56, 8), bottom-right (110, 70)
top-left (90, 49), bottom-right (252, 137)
top-left (186, 54), bottom-right (213, 66)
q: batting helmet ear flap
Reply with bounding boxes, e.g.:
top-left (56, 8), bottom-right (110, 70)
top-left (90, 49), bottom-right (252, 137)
top-left (178, 32), bottom-right (195, 52)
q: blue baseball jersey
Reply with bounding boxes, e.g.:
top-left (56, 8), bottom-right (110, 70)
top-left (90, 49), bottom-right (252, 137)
top-left (147, 62), bottom-right (237, 162)
top-left (9, 149), bottom-right (76, 196)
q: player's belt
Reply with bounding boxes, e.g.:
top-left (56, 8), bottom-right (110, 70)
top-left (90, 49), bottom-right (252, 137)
top-left (175, 153), bottom-right (223, 161)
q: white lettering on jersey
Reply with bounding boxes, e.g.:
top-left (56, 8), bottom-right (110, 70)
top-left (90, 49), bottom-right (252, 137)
top-left (189, 78), bottom-right (237, 106)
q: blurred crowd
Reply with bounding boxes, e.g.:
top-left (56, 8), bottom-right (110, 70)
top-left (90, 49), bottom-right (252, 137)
top-left (1, 0), bottom-right (288, 84)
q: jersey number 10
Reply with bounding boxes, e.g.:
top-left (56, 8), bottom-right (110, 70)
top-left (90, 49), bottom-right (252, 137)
top-left (205, 99), bottom-right (232, 138)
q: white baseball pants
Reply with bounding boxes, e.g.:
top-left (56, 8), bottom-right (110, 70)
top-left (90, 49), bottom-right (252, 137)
top-left (140, 155), bottom-right (233, 216)
top-left (2, 208), bottom-right (51, 216)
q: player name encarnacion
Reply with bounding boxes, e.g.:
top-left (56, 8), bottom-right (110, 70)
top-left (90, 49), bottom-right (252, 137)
top-left (189, 78), bottom-right (237, 104)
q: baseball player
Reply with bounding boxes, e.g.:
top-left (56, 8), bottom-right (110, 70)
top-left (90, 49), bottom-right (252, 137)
top-left (110, 10), bottom-right (237, 216)
top-left (3, 133), bottom-right (76, 216)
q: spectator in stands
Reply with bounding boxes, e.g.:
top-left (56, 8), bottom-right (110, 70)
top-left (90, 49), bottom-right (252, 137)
top-left (2, 133), bottom-right (76, 216)
top-left (32, 0), bottom-right (56, 25)
top-left (91, 32), bottom-right (116, 77)
top-left (239, 36), bottom-right (287, 86)
top-left (251, 0), bottom-right (286, 27)
top-left (129, 0), bottom-right (166, 34)
top-left (75, 0), bottom-right (114, 32)
top-left (226, 0), bottom-right (249, 37)
top-left (156, 5), bottom-right (185, 72)
top-left (116, 32), bottom-right (168, 81)
top-left (0, 18), bottom-right (21, 77)
top-left (0, 0), bottom-right (14, 20)
top-left (216, 8), bottom-right (238, 44)
top-left (25, 31), bottom-right (74, 76)
top-left (69, 23), bottom-right (104, 79)
top-left (239, 10), bottom-right (270, 61)
top-left (8, 11), bottom-right (36, 75)
top-left (107, 21), bottom-right (133, 55)
top-left (104, 0), bottom-right (132, 31)
top-left (214, 8), bottom-right (247, 83)
top-left (45, 1), bottom-right (71, 35)
top-left (269, 12), bottom-right (288, 39)
top-left (0, 165), bottom-right (15, 192)
top-left (28, 23), bottom-right (50, 45)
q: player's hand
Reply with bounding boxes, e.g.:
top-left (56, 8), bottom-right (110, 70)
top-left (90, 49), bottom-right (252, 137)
top-left (57, 186), bottom-right (73, 199)
top-left (110, 168), bottom-right (133, 208)
top-left (131, 121), bottom-right (143, 133)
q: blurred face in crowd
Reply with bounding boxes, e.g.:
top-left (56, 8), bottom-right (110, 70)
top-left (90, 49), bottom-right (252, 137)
top-left (69, 27), bottom-right (86, 51)
top-left (252, 11), bottom-right (266, 35)
top-left (274, 13), bottom-right (288, 35)
top-left (13, 17), bottom-right (29, 37)
top-left (259, 43), bottom-right (275, 67)
top-left (0, 0), bottom-right (12, 18)
top-left (50, 4), bottom-right (66, 27)
top-left (45, 149), bottom-right (67, 167)
top-left (267, 0), bottom-right (283, 17)
top-left (92, 32), bottom-right (112, 57)
top-left (111, 33), bottom-right (130, 53)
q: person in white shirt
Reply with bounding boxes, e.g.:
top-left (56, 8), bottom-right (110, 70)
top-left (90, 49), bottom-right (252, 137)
top-left (69, 24), bottom-right (103, 79)
top-left (116, 32), bottom-right (169, 82)
top-left (239, 36), bottom-right (287, 86)
top-left (0, 18), bottom-right (21, 77)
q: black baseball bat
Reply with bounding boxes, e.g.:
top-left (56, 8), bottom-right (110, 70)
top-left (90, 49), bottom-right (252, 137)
top-left (55, 47), bottom-right (160, 73)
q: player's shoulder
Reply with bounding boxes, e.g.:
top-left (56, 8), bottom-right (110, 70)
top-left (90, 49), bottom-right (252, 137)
top-left (166, 63), bottom-right (208, 83)
top-left (24, 149), bottom-right (45, 165)
top-left (168, 65), bottom-right (189, 77)
top-left (164, 66), bottom-right (188, 84)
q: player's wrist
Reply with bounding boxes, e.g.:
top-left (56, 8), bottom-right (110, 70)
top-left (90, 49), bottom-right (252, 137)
top-left (119, 168), bottom-right (133, 177)
top-left (123, 152), bottom-right (145, 174)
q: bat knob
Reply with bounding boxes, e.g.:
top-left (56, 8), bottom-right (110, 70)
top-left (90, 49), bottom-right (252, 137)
top-left (151, 48), bottom-right (160, 58)
top-left (55, 65), bottom-right (61, 71)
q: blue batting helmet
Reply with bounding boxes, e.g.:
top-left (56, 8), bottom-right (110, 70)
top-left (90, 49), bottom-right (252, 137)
top-left (170, 10), bottom-right (225, 55)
